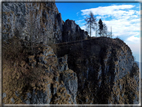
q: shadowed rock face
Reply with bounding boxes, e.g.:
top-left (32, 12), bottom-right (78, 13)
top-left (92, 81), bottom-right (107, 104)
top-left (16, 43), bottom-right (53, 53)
top-left (62, 19), bottom-right (88, 42)
top-left (56, 37), bottom-right (139, 104)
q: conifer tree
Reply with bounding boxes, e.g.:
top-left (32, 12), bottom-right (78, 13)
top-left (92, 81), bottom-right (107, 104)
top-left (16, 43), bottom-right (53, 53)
top-left (98, 19), bottom-right (103, 36)
top-left (85, 11), bottom-right (97, 37)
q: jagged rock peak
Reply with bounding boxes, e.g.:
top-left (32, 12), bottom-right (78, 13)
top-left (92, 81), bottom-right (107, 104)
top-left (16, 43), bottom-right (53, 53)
top-left (2, 2), bottom-right (88, 44)
top-left (62, 19), bottom-right (88, 42)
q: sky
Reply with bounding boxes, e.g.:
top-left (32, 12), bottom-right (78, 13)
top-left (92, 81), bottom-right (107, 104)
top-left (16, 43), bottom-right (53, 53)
top-left (55, 1), bottom-right (141, 62)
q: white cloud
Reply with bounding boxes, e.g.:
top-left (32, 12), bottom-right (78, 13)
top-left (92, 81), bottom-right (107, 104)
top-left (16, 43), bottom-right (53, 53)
top-left (79, 4), bottom-right (140, 61)
top-left (80, 25), bottom-right (86, 31)
top-left (135, 0), bottom-right (142, 3)
top-left (125, 36), bottom-right (140, 43)
top-left (76, 12), bottom-right (79, 16)
top-left (125, 36), bottom-right (140, 62)
top-left (76, 19), bottom-right (85, 27)
top-left (81, 4), bottom-right (140, 38)
top-left (81, 5), bottom-right (135, 16)
top-left (76, 19), bottom-right (84, 24)
top-left (103, 18), bottom-right (140, 38)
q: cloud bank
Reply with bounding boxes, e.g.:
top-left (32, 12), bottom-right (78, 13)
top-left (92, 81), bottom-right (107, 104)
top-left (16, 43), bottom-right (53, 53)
top-left (78, 4), bottom-right (140, 62)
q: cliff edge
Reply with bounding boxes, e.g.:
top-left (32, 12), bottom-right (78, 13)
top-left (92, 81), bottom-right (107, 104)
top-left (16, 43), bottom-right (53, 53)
top-left (56, 37), bottom-right (139, 104)
top-left (2, 2), bottom-right (139, 104)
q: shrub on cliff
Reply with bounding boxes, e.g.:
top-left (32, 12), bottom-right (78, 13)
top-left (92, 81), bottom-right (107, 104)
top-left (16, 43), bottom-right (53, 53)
top-left (3, 36), bottom-right (23, 61)
top-left (2, 37), bottom-right (54, 104)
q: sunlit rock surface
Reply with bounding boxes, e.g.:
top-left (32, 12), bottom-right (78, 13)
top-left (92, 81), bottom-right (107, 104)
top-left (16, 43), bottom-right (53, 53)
top-left (2, 2), bottom-right (88, 44)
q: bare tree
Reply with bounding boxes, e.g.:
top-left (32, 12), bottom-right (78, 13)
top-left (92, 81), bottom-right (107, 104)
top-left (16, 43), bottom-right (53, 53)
top-left (85, 11), bottom-right (97, 37)
top-left (106, 26), bottom-right (114, 38)
top-left (102, 23), bottom-right (108, 37)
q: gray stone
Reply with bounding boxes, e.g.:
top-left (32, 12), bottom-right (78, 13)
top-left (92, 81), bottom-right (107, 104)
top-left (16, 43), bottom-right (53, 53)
top-left (2, 93), bottom-right (6, 98)
top-left (45, 84), bottom-right (52, 104)
top-left (62, 19), bottom-right (88, 42)
top-left (58, 55), bottom-right (69, 72)
top-left (53, 87), bottom-right (57, 95)
top-left (98, 66), bottom-right (102, 79)
top-left (15, 91), bottom-right (19, 97)
top-left (25, 100), bottom-right (30, 104)
top-left (11, 98), bottom-right (15, 103)
top-left (61, 70), bottom-right (78, 104)
top-left (27, 92), bottom-right (31, 98)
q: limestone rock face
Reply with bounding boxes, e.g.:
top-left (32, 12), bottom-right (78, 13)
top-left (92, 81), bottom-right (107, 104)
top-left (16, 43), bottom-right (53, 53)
top-left (60, 69), bottom-right (78, 104)
top-left (56, 37), bottom-right (139, 104)
top-left (2, 2), bottom-right (88, 44)
top-left (58, 55), bottom-right (68, 72)
top-left (2, 38), bottom-right (78, 104)
top-left (57, 55), bottom-right (78, 104)
top-left (2, 2), bottom-right (62, 44)
top-left (62, 19), bottom-right (88, 42)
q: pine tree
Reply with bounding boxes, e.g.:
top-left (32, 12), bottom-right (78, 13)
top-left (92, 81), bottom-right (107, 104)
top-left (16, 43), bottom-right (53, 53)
top-left (85, 11), bottom-right (97, 37)
top-left (98, 19), bottom-right (103, 37)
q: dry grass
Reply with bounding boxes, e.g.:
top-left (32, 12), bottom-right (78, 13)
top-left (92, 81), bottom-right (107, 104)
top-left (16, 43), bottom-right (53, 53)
top-left (2, 36), bottom-right (56, 104)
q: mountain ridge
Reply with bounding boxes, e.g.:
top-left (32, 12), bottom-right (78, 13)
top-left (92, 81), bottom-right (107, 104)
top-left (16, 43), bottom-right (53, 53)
top-left (2, 2), bottom-right (139, 104)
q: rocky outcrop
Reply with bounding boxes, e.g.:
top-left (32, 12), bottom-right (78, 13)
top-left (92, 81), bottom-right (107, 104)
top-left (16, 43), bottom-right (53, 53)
top-left (62, 19), bottom-right (88, 42)
top-left (56, 37), bottom-right (139, 104)
top-left (2, 2), bottom-right (88, 44)
top-left (60, 69), bottom-right (78, 104)
top-left (2, 2), bottom-right (63, 44)
top-left (2, 38), bottom-right (78, 104)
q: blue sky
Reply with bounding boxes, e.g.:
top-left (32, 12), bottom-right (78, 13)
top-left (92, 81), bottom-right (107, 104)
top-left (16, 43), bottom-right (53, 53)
top-left (55, 2), bottom-right (141, 62)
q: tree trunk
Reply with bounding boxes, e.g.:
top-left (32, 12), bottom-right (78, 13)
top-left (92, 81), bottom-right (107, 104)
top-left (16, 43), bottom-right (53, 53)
top-left (96, 30), bottom-right (97, 37)
top-left (90, 23), bottom-right (91, 37)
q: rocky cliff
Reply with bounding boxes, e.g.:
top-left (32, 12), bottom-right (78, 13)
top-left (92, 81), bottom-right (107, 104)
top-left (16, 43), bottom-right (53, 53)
top-left (2, 2), bottom-right (88, 44)
top-left (2, 37), bottom-right (77, 104)
top-left (56, 37), bottom-right (139, 104)
top-left (62, 19), bottom-right (88, 42)
top-left (2, 1), bottom-right (139, 105)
